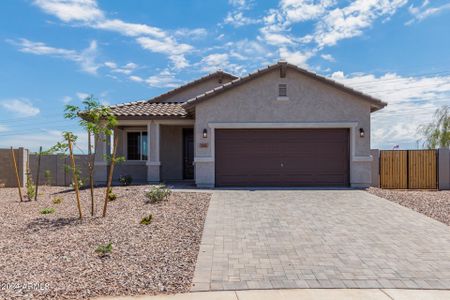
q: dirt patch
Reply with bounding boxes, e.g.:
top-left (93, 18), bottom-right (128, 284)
top-left (367, 187), bottom-right (450, 226)
top-left (0, 186), bottom-right (210, 299)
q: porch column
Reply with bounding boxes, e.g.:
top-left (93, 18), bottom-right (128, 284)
top-left (94, 132), bottom-right (110, 185)
top-left (146, 121), bottom-right (160, 182)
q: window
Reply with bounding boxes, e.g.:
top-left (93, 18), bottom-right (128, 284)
top-left (278, 84), bottom-right (287, 97)
top-left (127, 131), bottom-right (148, 160)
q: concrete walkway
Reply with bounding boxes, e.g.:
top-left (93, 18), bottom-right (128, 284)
top-left (96, 289), bottom-right (450, 300)
top-left (192, 190), bottom-right (450, 291)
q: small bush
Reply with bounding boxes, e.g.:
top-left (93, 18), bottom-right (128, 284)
top-left (145, 184), bottom-right (171, 203)
top-left (108, 189), bottom-right (117, 201)
top-left (119, 174), bottom-right (133, 186)
top-left (95, 242), bottom-right (112, 257)
top-left (140, 214), bottom-right (153, 225)
top-left (26, 169), bottom-right (35, 200)
top-left (52, 197), bottom-right (63, 204)
top-left (40, 207), bottom-right (55, 214)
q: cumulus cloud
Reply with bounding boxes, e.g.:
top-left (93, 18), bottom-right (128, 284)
top-left (406, 1), bottom-right (450, 25)
top-left (104, 61), bottom-right (138, 75)
top-left (331, 71), bottom-right (450, 148)
top-left (10, 38), bottom-right (100, 74)
top-left (314, 0), bottom-right (408, 48)
top-left (0, 99), bottom-right (40, 117)
top-left (321, 53), bottom-right (335, 62)
top-left (224, 0), bottom-right (260, 27)
top-left (279, 48), bottom-right (313, 67)
top-left (145, 69), bottom-right (182, 88)
top-left (136, 37), bottom-right (192, 69)
top-left (33, 0), bottom-right (193, 69)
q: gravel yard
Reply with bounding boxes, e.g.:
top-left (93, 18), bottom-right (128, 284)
top-left (0, 186), bottom-right (210, 300)
top-left (367, 187), bottom-right (450, 226)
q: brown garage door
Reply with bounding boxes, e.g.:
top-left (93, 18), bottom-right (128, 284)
top-left (215, 129), bottom-right (350, 187)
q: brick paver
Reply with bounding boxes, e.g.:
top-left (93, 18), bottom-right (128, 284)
top-left (192, 190), bottom-right (450, 291)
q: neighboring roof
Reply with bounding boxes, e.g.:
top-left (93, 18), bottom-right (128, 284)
top-left (108, 102), bottom-right (188, 119)
top-left (147, 70), bottom-right (238, 103)
top-left (182, 61), bottom-right (387, 112)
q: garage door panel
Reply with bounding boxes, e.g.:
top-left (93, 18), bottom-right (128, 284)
top-left (215, 129), bottom-right (349, 187)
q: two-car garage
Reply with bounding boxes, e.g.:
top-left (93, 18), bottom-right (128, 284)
top-left (215, 128), bottom-right (350, 187)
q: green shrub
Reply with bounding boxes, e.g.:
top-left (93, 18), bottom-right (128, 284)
top-left (95, 242), bottom-right (112, 257)
top-left (119, 174), bottom-right (133, 186)
top-left (145, 184), bottom-right (171, 203)
top-left (40, 207), bottom-right (55, 214)
top-left (52, 197), bottom-right (63, 204)
top-left (108, 189), bottom-right (117, 201)
top-left (140, 214), bottom-right (153, 225)
top-left (26, 169), bottom-right (35, 200)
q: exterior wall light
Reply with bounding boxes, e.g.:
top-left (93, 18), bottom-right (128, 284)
top-left (203, 128), bottom-right (208, 138)
top-left (359, 128), bottom-right (365, 138)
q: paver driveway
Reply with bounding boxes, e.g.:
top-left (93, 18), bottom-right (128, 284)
top-left (192, 190), bottom-right (450, 291)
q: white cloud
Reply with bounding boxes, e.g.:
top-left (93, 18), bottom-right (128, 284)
top-left (330, 71), bottom-right (450, 148)
top-left (174, 28), bottom-right (208, 40)
top-left (224, 11), bottom-right (260, 27)
top-left (136, 37), bottom-right (192, 69)
top-left (0, 125), bottom-right (9, 132)
top-left (33, 0), bottom-right (103, 22)
top-left (0, 99), bottom-right (40, 117)
top-left (279, 48), bottom-right (313, 68)
top-left (76, 92), bottom-right (90, 100)
top-left (11, 38), bottom-right (100, 74)
top-left (93, 19), bottom-right (166, 38)
top-left (33, 0), bottom-right (194, 69)
top-left (314, 0), bottom-right (408, 48)
top-left (104, 61), bottom-right (138, 75)
top-left (406, 2), bottom-right (450, 25)
top-left (145, 69), bottom-right (182, 88)
top-left (224, 0), bottom-right (259, 27)
top-left (321, 53), bottom-right (335, 62)
top-left (129, 75), bottom-right (144, 83)
top-left (62, 96), bottom-right (72, 104)
top-left (198, 53), bottom-right (245, 74)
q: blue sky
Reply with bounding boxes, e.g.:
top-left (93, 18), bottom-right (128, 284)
top-left (1, 0), bottom-right (450, 152)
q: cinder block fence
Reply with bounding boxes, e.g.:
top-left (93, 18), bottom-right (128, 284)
top-left (0, 148), bottom-right (89, 187)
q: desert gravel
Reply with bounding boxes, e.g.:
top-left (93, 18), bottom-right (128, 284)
top-left (367, 187), bottom-right (450, 226)
top-left (0, 186), bottom-right (210, 299)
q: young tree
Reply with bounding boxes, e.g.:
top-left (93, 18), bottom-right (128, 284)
top-left (102, 133), bottom-right (125, 217)
top-left (418, 105), bottom-right (450, 149)
top-left (48, 132), bottom-right (83, 219)
top-left (64, 96), bottom-right (117, 216)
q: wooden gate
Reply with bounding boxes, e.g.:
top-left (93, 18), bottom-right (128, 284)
top-left (380, 150), bottom-right (438, 189)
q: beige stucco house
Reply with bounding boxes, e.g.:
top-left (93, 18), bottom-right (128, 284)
top-left (94, 61), bottom-right (386, 188)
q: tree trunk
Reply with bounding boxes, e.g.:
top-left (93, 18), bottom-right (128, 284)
top-left (68, 138), bottom-right (83, 219)
top-left (10, 147), bottom-right (23, 202)
top-left (102, 133), bottom-right (118, 217)
top-left (34, 146), bottom-right (42, 201)
top-left (88, 130), bottom-right (95, 216)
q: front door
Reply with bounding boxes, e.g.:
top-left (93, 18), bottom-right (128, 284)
top-left (183, 128), bottom-right (194, 179)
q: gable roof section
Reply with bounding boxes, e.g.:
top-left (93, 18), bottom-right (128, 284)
top-left (147, 70), bottom-right (237, 103)
top-left (106, 70), bottom-right (238, 119)
top-left (108, 102), bottom-right (188, 119)
top-left (182, 62), bottom-right (387, 112)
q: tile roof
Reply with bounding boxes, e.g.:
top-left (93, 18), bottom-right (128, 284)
top-left (109, 102), bottom-right (187, 118)
top-left (147, 70), bottom-right (237, 103)
top-left (182, 61), bottom-right (387, 112)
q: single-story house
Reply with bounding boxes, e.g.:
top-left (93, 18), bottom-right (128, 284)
top-left (94, 61), bottom-right (387, 188)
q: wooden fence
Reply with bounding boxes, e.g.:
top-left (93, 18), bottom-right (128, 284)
top-left (380, 150), bottom-right (438, 189)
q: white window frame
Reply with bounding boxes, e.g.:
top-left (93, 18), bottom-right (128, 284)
top-left (125, 129), bottom-right (148, 161)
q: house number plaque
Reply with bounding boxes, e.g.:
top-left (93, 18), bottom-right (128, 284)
top-left (199, 143), bottom-right (208, 148)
